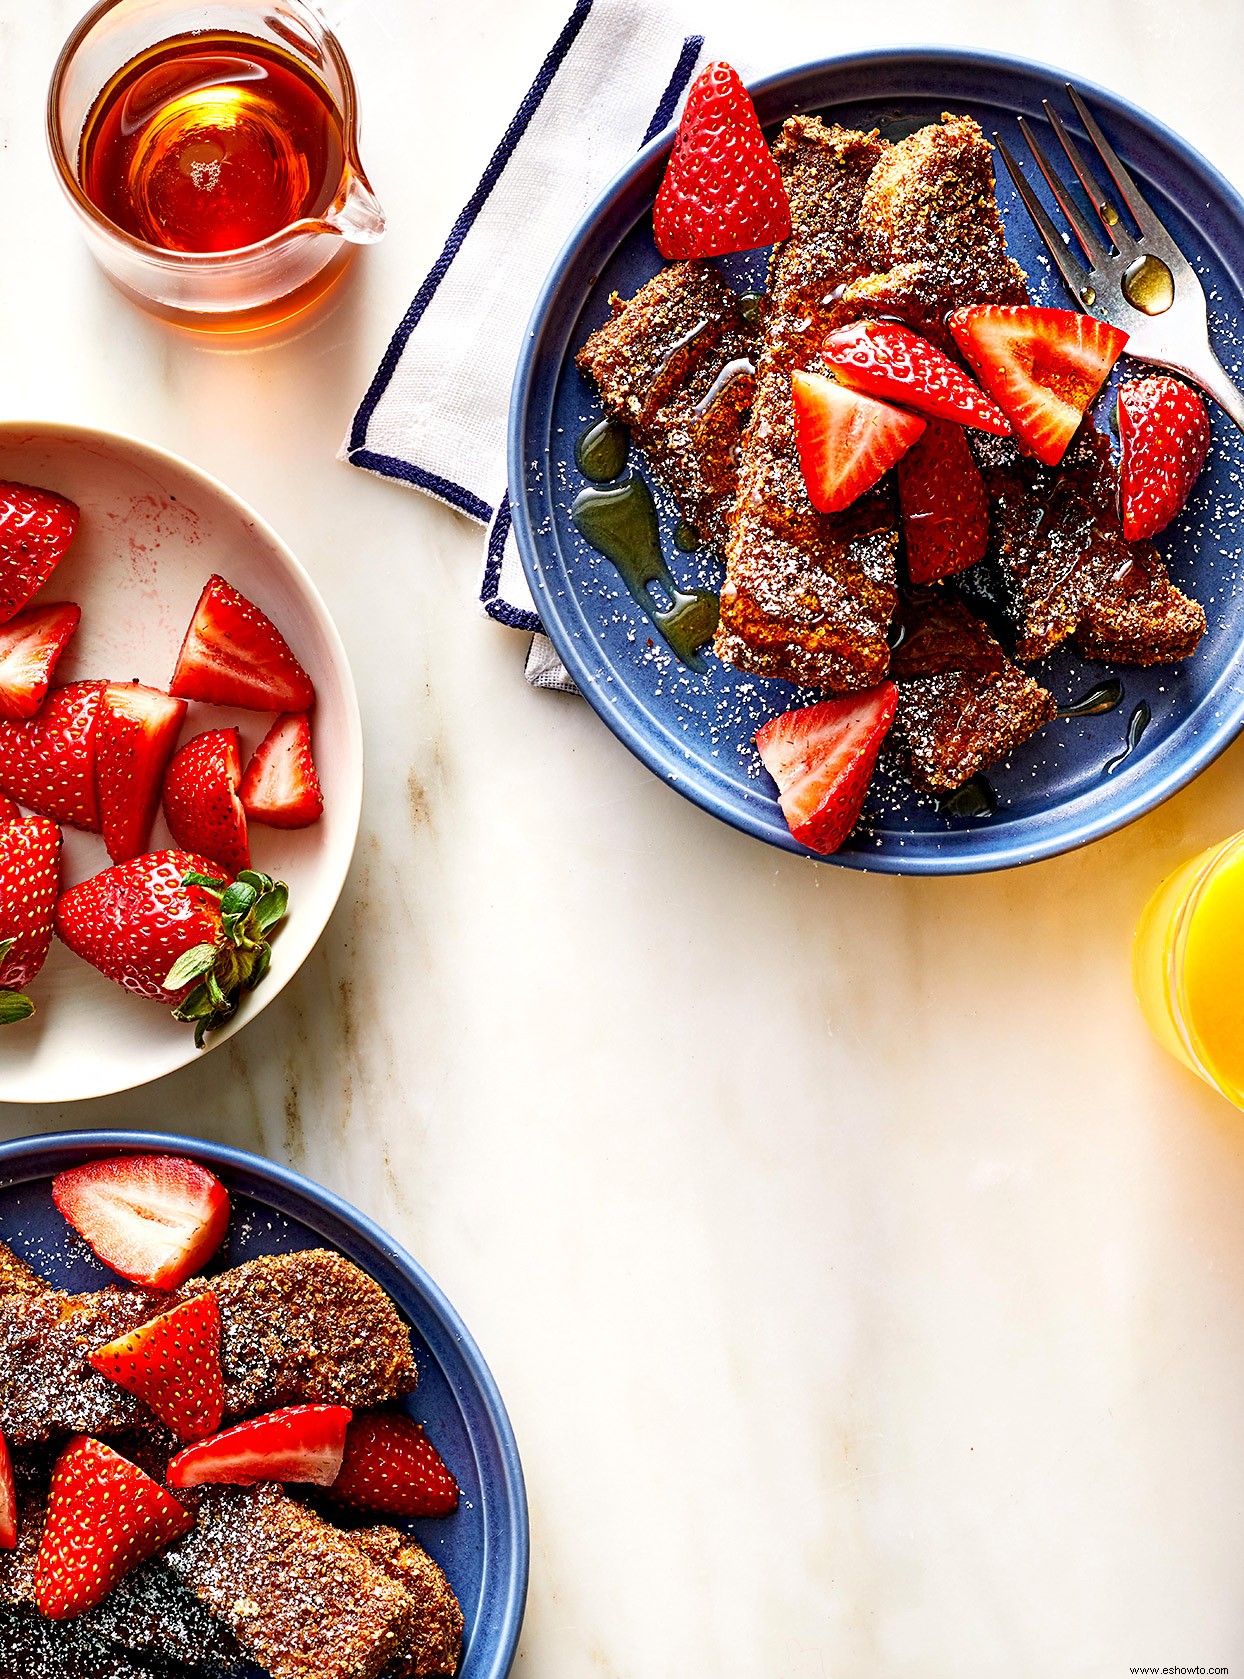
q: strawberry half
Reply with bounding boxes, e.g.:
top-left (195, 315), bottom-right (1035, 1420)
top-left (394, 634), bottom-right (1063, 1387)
top-left (897, 418), bottom-right (990, 585)
top-left (89, 1292), bottom-right (224, 1443)
top-left (52, 1153), bottom-right (230, 1288)
top-left (1117, 376), bottom-right (1212, 541)
top-left (167, 1403), bottom-right (352, 1489)
top-left (0, 602), bottom-right (81, 721)
top-left (0, 1429), bottom-right (15, 1550)
top-left (821, 320), bottom-right (1012, 435)
top-left (163, 728), bottom-right (250, 876)
top-left (0, 680), bottom-right (105, 830)
top-left (653, 61), bottom-right (791, 261)
top-left (0, 482), bottom-right (79, 625)
top-left (97, 683), bottom-right (188, 864)
top-left (948, 305), bottom-right (1127, 466)
top-left (239, 712), bottom-right (323, 828)
top-left (755, 683), bottom-right (898, 855)
top-left (792, 370), bottom-right (925, 514)
top-left (328, 1411), bottom-right (460, 1518)
top-left (55, 851), bottom-right (288, 1044)
top-left (170, 575), bottom-right (315, 712)
top-left (0, 814), bottom-right (61, 1026)
top-left (34, 1436), bottom-right (192, 1619)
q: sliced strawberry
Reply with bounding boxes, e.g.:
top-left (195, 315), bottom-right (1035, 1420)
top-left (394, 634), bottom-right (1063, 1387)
top-left (822, 320), bottom-right (1012, 435)
top-left (97, 683), bottom-right (187, 863)
top-left (755, 683), bottom-right (898, 855)
top-left (34, 1436), bottom-right (192, 1619)
top-left (897, 419), bottom-right (990, 585)
top-left (162, 728), bottom-right (249, 876)
top-left (948, 305), bottom-right (1127, 466)
top-left (0, 814), bottom-right (61, 1025)
top-left (0, 602), bottom-right (81, 721)
top-left (166, 1404), bottom-right (352, 1490)
top-left (0, 1429), bottom-right (15, 1549)
top-left (89, 1293), bottom-right (223, 1444)
top-left (653, 61), bottom-right (791, 261)
top-left (170, 576), bottom-right (315, 712)
top-left (52, 1153), bottom-right (230, 1289)
top-left (1117, 376), bottom-right (1211, 541)
top-left (328, 1410), bottom-right (460, 1518)
top-left (792, 370), bottom-right (924, 514)
top-left (239, 713), bottom-right (323, 828)
top-left (0, 680), bottom-right (105, 830)
top-left (0, 482), bottom-right (79, 625)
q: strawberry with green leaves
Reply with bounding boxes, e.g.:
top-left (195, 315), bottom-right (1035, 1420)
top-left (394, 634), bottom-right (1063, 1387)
top-left (90, 1293), bottom-right (224, 1443)
top-left (0, 813), bottom-right (61, 1025)
top-left (55, 850), bottom-right (288, 1045)
top-left (34, 1436), bottom-right (192, 1619)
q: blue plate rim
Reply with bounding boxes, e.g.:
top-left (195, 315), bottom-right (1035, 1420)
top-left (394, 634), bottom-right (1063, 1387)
top-left (508, 45), bottom-right (1244, 875)
top-left (0, 1127), bottom-right (530, 1679)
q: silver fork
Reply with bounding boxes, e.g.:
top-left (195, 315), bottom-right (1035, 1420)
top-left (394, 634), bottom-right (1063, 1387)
top-left (994, 86), bottom-right (1244, 434)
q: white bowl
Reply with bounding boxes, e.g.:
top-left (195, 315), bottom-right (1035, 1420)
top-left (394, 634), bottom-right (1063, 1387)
top-left (0, 422), bottom-right (362, 1103)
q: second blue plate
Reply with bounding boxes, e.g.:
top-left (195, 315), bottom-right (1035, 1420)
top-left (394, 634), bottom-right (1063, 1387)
top-left (509, 49), bottom-right (1244, 873)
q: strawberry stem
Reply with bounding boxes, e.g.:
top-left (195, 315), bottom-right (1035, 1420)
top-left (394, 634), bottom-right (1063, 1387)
top-left (163, 869), bottom-right (289, 1048)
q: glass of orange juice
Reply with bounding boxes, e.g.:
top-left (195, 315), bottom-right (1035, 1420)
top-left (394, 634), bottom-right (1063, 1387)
top-left (1134, 831), bottom-right (1244, 1105)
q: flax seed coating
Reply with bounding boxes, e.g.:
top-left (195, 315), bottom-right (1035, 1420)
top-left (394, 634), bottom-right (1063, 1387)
top-left (890, 590), bottom-right (1056, 793)
top-left (0, 1286), bottom-right (167, 1444)
top-left (347, 1527), bottom-right (463, 1678)
top-left (0, 1239), bottom-right (45, 1296)
top-left (971, 425), bottom-right (1206, 664)
top-left (715, 118), bottom-right (901, 690)
top-left (844, 114), bottom-right (1028, 345)
top-left (165, 1483), bottom-right (415, 1679)
top-left (575, 262), bottom-right (758, 550)
top-left (180, 1249), bottom-right (418, 1415)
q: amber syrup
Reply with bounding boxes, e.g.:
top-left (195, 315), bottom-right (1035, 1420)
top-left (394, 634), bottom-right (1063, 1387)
top-left (79, 33), bottom-right (345, 253)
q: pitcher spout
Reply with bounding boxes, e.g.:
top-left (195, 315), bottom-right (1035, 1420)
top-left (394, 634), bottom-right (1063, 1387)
top-left (324, 167), bottom-right (386, 245)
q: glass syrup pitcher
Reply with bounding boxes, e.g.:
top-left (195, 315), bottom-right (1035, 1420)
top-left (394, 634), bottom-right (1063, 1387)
top-left (48, 0), bottom-right (385, 331)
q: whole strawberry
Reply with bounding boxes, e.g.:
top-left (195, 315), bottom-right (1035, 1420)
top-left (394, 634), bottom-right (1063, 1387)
top-left (0, 814), bottom-right (61, 1025)
top-left (1118, 376), bottom-right (1211, 541)
top-left (0, 481), bottom-right (79, 624)
top-left (34, 1435), bottom-right (192, 1619)
top-left (653, 61), bottom-right (791, 260)
top-left (55, 849), bottom-right (288, 1046)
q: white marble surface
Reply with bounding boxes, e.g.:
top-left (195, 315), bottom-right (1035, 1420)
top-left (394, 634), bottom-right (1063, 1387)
top-left (3, 0), bottom-right (1244, 1673)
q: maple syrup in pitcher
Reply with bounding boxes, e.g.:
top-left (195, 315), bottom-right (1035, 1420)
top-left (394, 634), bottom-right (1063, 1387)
top-left (79, 32), bottom-right (345, 253)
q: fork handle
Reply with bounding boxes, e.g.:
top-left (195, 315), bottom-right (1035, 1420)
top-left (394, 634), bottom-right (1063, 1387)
top-left (1163, 348), bottom-right (1244, 436)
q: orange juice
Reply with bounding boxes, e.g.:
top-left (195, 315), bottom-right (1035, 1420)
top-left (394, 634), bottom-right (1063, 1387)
top-left (1134, 832), bottom-right (1244, 1105)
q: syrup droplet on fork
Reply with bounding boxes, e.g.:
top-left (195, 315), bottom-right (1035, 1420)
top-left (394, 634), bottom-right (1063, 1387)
top-left (1121, 254), bottom-right (1175, 315)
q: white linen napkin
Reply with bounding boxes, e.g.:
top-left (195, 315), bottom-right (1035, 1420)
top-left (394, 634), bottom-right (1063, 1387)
top-left (341, 0), bottom-right (713, 690)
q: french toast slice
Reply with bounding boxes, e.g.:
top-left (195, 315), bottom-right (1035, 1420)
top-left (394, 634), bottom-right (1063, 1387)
top-left (852, 113), bottom-right (1204, 666)
top-left (347, 1527), bottom-right (464, 1678)
top-left (890, 590), bottom-right (1057, 793)
top-left (0, 1249), bottom-right (417, 1445)
top-left (0, 1609), bottom-right (158, 1679)
top-left (714, 117), bottom-right (902, 691)
top-left (0, 1239), bottom-right (45, 1297)
top-left (164, 1483), bottom-right (416, 1679)
top-left (575, 261), bottom-right (758, 550)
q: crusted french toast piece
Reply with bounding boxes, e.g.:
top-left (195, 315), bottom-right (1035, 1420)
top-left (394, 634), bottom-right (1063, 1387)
top-left (842, 112), bottom-right (1028, 344)
top-left (165, 1483), bottom-right (416, 1679)
top-left (973, 425), bottom-right (1206, 664)
top-left (0, 1249), bottom-right (417, 1446)
top-left (575, 261), bottom-right (758, 550)
top-left (714, 117), bottom-right (902, 691)
top-left (0, 1239), bottom-right (45, 1296)
top-left (851, 113), bottom-right (1204, 666)
top-left (0, 1609), bottom-right (157, 1679)
top-left (891, 589), bottom-right (1057, 794)
top-left (181, 1249), bottom-right (418, 1416)
top-left (347, 1527), bottom-right (464, 1678)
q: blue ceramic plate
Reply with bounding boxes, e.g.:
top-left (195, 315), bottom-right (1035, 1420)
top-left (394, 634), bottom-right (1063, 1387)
top-left (509, 49), bottom-right (1244, 873)
top-left (0, 1131), bottom-right (528, 1679)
